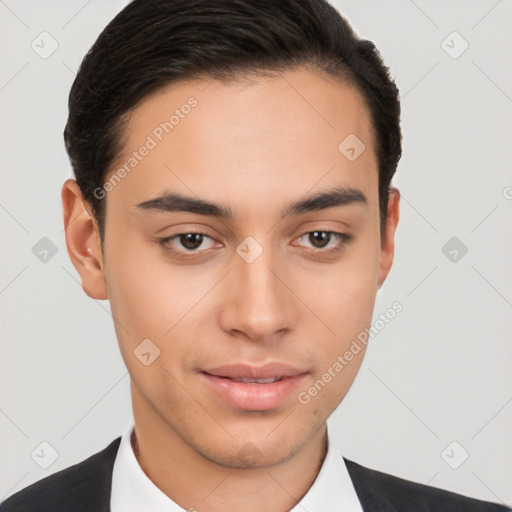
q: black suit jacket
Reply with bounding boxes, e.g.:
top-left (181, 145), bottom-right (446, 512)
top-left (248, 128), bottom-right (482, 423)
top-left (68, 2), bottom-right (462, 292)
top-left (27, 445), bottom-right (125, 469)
top-left (0, 437), bottom-right (509, 511)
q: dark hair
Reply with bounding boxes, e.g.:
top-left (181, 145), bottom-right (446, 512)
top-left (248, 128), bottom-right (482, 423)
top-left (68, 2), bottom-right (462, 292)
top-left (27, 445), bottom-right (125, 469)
top-left (64, 0), bottom-right (401, 243)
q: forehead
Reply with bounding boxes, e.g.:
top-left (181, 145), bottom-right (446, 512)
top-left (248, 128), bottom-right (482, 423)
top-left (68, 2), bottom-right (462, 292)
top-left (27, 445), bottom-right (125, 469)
top-left (106, 68), bottom-right (378, 215)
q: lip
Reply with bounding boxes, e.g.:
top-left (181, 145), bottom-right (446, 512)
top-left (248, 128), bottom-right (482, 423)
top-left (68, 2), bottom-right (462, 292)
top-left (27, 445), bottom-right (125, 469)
top-left (200, 363), bottom-right (309, 411)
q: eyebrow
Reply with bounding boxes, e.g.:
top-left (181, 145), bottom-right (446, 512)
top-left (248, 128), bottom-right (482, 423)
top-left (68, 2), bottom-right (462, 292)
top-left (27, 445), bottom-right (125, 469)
top-left (135, 185), bottom-right (367, 218)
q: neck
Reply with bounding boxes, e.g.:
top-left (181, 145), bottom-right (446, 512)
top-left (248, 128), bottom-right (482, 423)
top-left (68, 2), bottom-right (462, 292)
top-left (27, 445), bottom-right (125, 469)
top-left (130, 389), bottom-right (328, 512)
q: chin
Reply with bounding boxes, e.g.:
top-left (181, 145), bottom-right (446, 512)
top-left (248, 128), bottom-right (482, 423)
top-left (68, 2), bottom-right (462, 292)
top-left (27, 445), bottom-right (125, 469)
top-left (194, 429), bottom-right (311, 470)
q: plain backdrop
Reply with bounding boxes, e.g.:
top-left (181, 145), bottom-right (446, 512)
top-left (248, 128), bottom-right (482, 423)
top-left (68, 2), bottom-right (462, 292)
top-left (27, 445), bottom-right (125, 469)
top-left (1, 0), bottom-right (511, 506)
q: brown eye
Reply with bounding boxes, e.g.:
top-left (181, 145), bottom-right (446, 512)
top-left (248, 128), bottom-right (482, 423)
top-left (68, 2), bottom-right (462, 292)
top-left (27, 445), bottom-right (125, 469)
top-left (308, 231), bottom-right (331, 248)
top-left (159, 231), bottom-right (218, 256)
top-left (294, 231), bottom-right (351, 255)
top-left (179, 233), bottom-right (204, 250)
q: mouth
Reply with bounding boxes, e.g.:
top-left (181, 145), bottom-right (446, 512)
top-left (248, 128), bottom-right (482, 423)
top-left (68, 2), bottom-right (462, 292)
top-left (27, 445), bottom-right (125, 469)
top-left (221, 376), bottom-right (284, 384)
top-left (200, 363), bottom-right (309, 411)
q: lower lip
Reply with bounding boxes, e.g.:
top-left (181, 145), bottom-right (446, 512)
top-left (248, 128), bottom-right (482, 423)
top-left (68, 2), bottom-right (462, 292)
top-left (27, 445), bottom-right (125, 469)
top-left (201, 372), bottom-right (308, 411)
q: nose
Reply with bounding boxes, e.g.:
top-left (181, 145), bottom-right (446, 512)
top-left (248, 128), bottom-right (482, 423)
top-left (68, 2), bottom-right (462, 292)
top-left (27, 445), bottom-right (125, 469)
top-left (219, 241), bottom-right (297, 343)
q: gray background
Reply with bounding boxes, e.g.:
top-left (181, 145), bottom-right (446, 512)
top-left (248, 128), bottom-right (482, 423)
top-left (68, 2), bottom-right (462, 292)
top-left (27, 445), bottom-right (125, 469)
top-left (1, 0), bottom-right (511, 506)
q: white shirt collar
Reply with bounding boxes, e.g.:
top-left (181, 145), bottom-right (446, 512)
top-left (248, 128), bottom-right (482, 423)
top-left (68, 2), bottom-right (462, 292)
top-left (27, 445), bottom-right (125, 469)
top-left (111, 422), bottom-right (363, 512)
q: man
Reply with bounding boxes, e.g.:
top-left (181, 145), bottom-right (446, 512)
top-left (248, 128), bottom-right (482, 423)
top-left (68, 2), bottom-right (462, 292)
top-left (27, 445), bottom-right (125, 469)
top-left (1, 0), bottom-right (508, 511)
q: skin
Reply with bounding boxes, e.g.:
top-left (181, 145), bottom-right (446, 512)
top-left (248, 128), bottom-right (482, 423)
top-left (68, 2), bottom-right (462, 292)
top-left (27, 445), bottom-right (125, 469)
top-left (62, 67), bottom-right (399, 512)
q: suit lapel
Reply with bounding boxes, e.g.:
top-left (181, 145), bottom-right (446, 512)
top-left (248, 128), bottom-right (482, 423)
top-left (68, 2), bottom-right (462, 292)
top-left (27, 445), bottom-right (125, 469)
top-left (344, 457), bottom-right (407, 511)
top-left (74, 436), bottom-right (121, 511)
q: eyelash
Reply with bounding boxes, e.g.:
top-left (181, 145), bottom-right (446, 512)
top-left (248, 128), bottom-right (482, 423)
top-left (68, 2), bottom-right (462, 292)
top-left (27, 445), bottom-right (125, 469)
top-left (158, 230), bottom-right (352, 258)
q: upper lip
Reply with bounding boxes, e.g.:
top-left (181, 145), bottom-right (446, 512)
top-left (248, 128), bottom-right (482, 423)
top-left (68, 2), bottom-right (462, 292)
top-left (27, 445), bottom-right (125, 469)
top-left (202, 363), bottom-right (308, 379)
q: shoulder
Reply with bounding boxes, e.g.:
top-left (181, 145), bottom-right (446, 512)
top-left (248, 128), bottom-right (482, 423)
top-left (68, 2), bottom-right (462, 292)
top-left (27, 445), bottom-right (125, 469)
top-left (344, 458), bottom-right (511, 511)
top-left (0, 437), bottom-right (121, 512)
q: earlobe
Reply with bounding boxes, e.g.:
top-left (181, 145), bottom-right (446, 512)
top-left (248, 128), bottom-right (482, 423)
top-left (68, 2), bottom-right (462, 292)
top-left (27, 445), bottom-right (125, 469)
top-left (378, 187), bottom-right (400, 288)
top-left (61, 179), bottom-right (108, 300)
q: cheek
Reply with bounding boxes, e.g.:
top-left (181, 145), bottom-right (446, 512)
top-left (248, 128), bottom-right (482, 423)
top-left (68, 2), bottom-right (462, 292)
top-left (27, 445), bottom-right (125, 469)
top-left (104, 232), bottom-right (191, 336)
top-left (299, 236), bottom-right (379, 399)
top-left (298, 337), bottom-right (367, 416)
top-left (302, 250), bottom-right (380, 340)
top-left (103, 233), bottom-right (226, 381)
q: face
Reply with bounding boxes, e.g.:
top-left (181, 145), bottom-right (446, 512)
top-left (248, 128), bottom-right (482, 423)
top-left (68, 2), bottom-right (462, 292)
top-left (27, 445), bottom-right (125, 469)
top-left (63, 67), bottom-right (399, 469)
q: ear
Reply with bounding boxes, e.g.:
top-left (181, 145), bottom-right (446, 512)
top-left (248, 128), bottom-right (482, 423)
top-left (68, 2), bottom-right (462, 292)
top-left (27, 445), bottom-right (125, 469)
top-left (61, 179), bottom-right (108, 300)
top-left (378, 187), bottom-right (400, 288)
